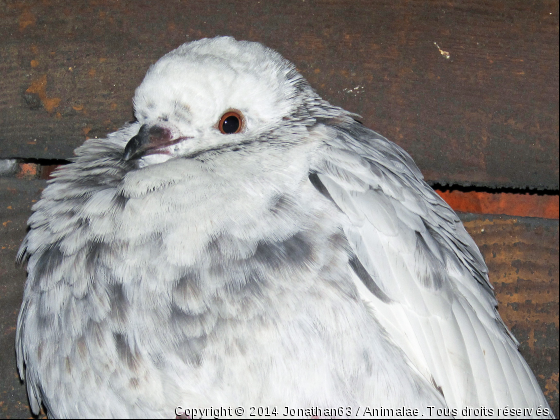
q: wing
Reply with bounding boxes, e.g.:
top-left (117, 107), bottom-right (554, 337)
top-left (311, 117), bottom-right (552, 418)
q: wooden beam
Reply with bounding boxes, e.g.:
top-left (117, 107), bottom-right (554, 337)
top-left (0, 0), bottom-right (558, 189)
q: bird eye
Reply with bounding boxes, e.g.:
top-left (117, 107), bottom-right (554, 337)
top-left (218, 111), bottom-right (244, 134)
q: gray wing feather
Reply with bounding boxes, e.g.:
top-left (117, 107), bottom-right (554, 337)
top-left (312, 116), bottom-right (553, 418)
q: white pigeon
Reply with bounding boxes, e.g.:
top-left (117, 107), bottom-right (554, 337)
top-left (16, 36), bottom-right (553, 419)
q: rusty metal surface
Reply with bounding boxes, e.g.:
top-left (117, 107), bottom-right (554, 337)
top-left (0, 178), bottom-right (558, 417)
top-left (0, 0), bottom-right (558, 189)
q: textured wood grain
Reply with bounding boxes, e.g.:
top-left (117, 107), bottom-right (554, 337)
top-left (0, 179), bottom-right (558, 417)
top-left (462, 214), bottom-right (559, 418)
top-left (0, 179), bottom-right (45, 419)
top-left (0, 0), bottom-right (558, 189)
top-left (438, 190), bottom-right (560, 219)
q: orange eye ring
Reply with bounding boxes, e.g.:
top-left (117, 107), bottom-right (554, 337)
top-left (218, 111), bottom-right (244, 134)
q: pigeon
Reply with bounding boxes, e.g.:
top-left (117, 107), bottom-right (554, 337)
top-left (16, 36), bottom-right (553, 419)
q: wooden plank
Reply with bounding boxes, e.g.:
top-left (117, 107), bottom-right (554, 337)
top-left (0, 0), bottom-right (558, 189)
top-left (0, 178), bottom-right (45, 419)
top-left (461, 214), bottom-right (559, 418)
top-left (438, 190), bottom-right (560, 219)
top-left (0, 178), bottom-right (558, 417)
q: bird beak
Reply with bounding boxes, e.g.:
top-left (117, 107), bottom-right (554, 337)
top-left (123, 124), bottom-right (183, 161)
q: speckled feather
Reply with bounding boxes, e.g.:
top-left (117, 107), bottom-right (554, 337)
top-left (16, 37), bottom-right (552, 418)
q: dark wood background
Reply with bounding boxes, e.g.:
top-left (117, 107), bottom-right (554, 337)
top-left (0, 0), bottom-right (558, 189)
top-left (0, 1), bottom-right (558, 418)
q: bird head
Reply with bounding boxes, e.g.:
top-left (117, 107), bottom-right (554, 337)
top-left (124, 37), bottom-right (320, 167)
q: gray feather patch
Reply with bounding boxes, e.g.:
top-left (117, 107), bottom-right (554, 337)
top-left (253, 232), bottom-right (315, 271)
top-left (308, 172), bottom-right (343, 212)
top-left (414, 232), bottom-right (445, 290)
top-left (348, 255), bottom-right (393, 304)
top-left (35, 241), bottom-right (64, 280)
